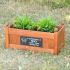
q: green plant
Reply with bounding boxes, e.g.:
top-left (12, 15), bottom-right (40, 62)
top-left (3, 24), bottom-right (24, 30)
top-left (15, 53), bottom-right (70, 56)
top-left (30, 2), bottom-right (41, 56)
top-left (13, 16), bottom-right (33, 30)
top-left (12, 16), bottom-right (57, 33)
top-left (37, 17), bottom-right (57, 32)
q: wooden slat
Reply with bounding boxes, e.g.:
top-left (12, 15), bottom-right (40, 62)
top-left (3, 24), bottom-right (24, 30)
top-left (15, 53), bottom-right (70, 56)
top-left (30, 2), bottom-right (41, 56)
top-left (9, 44), bottom-right (54, 54)
top-left (8, 28), bottom-right (54, 39)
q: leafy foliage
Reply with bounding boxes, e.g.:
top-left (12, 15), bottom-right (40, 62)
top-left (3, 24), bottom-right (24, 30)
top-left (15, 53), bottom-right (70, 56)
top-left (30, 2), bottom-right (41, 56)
top-left (12, 16), bottom-right (57, 33)
top-left (37, 17), bottom-right (56, 32)
top-left (13, 16), bottom-right (33, 30)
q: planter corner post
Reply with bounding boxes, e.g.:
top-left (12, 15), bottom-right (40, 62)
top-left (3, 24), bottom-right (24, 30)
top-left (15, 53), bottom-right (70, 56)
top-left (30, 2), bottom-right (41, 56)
top-left (54, 32), bottom-right (59, 55)
top-left (5, 26), bottom-right (9, 48)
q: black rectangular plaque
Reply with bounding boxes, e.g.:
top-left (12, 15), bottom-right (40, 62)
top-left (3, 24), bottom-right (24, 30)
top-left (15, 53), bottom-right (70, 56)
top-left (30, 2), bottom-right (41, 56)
top-left (20, 36), bottom-right (42, 47)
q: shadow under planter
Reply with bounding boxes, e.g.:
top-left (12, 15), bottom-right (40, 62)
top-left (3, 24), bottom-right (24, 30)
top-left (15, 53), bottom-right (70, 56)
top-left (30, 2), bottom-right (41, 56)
top-left (5, 24), bottom-right (65, 55)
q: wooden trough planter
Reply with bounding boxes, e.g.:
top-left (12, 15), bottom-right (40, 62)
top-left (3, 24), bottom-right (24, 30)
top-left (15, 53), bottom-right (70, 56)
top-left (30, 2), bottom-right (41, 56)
top-left (5, 24), bottom-right (64, 54)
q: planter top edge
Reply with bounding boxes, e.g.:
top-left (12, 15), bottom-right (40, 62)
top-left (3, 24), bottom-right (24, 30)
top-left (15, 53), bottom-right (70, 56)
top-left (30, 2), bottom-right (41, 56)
top-left (5, 24), bottom-right (64, 34)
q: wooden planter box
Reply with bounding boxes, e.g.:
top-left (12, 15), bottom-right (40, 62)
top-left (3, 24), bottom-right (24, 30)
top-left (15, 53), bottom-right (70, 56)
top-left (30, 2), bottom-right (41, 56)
top-left (5, 24), bottom-right (65, 54)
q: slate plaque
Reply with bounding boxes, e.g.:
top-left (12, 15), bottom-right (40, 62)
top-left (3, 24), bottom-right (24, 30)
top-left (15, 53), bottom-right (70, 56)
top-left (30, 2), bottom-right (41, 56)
top-left (20, 36), bottom-right (42, 47)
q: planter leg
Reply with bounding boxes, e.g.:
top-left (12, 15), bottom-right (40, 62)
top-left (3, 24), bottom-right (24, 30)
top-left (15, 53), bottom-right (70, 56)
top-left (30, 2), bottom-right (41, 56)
top-left (5, 27), bottom-right (9, 48)
top-left (54, 32), bottom-right (59, 55)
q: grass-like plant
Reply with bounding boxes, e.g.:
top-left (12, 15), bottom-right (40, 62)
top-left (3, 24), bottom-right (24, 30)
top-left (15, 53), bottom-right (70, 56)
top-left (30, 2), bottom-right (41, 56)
top-left (37, 17), bottom-right (57, 32)
top-left (13, 16), bottom-right (33, 30)
top-left (12, 16), bottom-right (57, 33)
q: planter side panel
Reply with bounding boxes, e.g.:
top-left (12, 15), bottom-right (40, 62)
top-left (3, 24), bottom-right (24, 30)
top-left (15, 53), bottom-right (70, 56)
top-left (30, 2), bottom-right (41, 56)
top-left (58, 25), bottom-right (65, 49)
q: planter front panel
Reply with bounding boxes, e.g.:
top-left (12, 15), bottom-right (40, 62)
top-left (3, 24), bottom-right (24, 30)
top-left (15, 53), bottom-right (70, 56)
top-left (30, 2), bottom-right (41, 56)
top-left (8, 28), bottom-right (55, 49)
